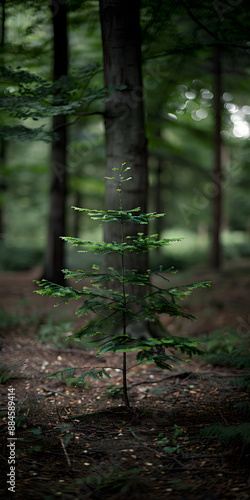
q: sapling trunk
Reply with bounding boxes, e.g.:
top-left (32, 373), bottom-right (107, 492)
top-left (122, 352), bottom-right (130, 408)
top-left (121, 208), bottom-right (130, 407)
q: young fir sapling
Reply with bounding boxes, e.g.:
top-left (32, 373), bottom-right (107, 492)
top-left (35, 164), bottom-right (210, 408)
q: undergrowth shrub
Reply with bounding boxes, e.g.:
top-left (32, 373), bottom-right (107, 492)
top-left (38, 320), bottom-right (74, 348)
top-left (35, 164), bottom-right (210, 408)
top-left (0, 307), bottom-right (25, 329)
top-left (0, 245), bottom-right (43, 271)
top-left (198, 328), bottom-right (250, 360)
top-left (0, 306), bottom-right (41, 330)
top-left (202, 422), bottom-right (250, 445)
top-left (0, 364), bottom-right (16, 384)
top-left (196, 327), bottom-right (250, 389)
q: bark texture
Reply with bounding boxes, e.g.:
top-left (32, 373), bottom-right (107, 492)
top-left (99, 0), bottom-right (148, 274)
top-left (0, 0), bottom-right (6, 242)
top-left (99, 1), bottom-right (158, 339)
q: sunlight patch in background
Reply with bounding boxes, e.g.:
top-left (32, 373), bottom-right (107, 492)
top-left (224, 97), bottom-right (250, 139)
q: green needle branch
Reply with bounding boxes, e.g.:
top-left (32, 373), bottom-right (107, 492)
top-left (34, 163), bottom-right (210, 409)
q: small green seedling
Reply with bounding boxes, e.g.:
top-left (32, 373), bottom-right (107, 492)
top-left (158, 425), bottom-right (189, 454)
top-left (35, 164), bottom-right (210, 408)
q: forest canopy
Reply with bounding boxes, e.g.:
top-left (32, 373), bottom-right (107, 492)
top-left (0, 0), bottom-right (249, 275)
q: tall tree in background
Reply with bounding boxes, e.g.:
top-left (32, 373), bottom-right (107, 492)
top-left (43, 0), bottom-right (68, 284)
top-left (99, 0), bottom-right (148, 275)
top-left (210, 46), bottom-right (222, 269)
top-left (0, 0), bottom-right (6, 241)
top-left (1, 0), bottom-right (250, 277)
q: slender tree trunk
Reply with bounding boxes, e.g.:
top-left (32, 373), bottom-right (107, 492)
top-left (210, 46), bottom-right (222, 269)
top-left (0, 0), bottom-right (6, 242)
top-left (99, 0), bottom-right (148, 275)
top-left (0, 139), bottom-right (6, 241)
top-left (43, 1), bottom-right (68, 284)
top-left (0, 0), bottom-right (5, 47)
top-left (155, 156), bottom-right (163, 240)
top-left (72, 191), bottom-right (82, 238)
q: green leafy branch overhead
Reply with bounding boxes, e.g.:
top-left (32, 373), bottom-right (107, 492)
top-left (0, 64), bottom-right (126, 141)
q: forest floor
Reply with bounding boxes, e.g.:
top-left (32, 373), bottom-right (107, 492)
top-left (0, 260), bottom-right (250, 500)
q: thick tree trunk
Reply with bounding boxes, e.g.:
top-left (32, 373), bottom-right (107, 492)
top-left (99, 0), bottom-right (148, 275)
top-left (99, 0), bottom-right (157, 339)
top-left (210, 46), bottom-right (222, 269)
top-left (43, 1), bottom-right (68, 284)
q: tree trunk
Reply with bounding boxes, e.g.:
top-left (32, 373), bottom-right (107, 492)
top-left (99, 0), bottom-right (157, 339)
top-left (155, 156), bottom-right (163, 240)
top-left (72, 191), bottom-right (82, 238)
top-left (43, 1), bottom-right (68, 284)
top-left (210, 46), bottom-right (222, 269)
top-left (99, 0), bottom-right (148, 276)
top-left (0, 0), bottom-right (5, 47)
top-left (0, 139), bottom-right (6, 242)
top-left (0, 0), bottom-right (6, 242)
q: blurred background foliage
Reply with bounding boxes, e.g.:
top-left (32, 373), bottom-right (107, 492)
top-left (0, 0), bottom-right (250, 272)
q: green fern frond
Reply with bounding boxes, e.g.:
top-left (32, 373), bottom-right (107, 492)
top-left (125, 234), bottom-right (183, 253)
top-left (136, 336), bottom-right (205, 356)
top-left (41, 367), bottom-right (77, 379)
top-left (136, 349), bottom-right (173, 370)
top-left (70, 206), bottom-right (166, 225)
top-left (202, 423), bottom-right (250, 444)
top-left (76, 368), bottom-right (111, 382)
top-left (41, 367), bottom-right (111, 384)
top-left (206, 353), bottom-right (250, 369)
top-left (97, 335), bottom-right (138, 355)
top-left (34, 280), bottom-right (82, 304)
top-left (168, 281), bottom-right (211, 299)
top-left (229, 376), bottom-right (250, 390)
